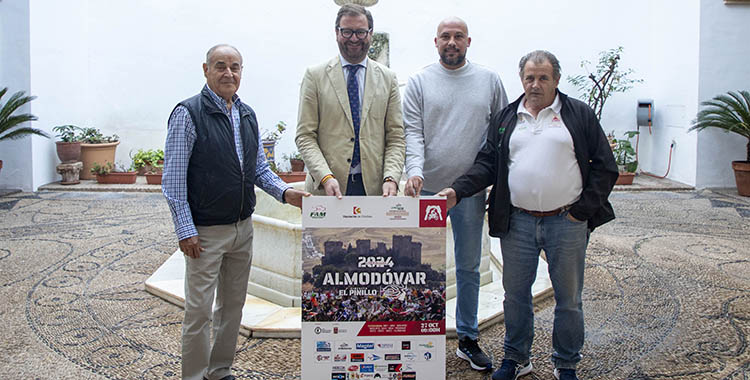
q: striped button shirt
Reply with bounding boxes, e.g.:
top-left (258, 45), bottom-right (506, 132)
top-left (163, 85), bottom-right (290, 241)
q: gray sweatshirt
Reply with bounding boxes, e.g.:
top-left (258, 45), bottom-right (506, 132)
top-left (403, 61), bottom-right (508, 192)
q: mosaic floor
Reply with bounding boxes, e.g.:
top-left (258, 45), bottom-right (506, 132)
top-left (0, 189), bottom-right (748, 379)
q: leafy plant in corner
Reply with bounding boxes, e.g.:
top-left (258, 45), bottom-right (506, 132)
top-left (568, 47), bottom-right (643, 121)
top-left (0, 87), bottom-right (49, 142)
top-left (689, 90), bottom-right (750, 162)
top-left (612, 131), bottom-right (639, 173)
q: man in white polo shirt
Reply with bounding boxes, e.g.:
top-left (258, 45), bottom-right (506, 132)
top-left (440, 50), bottom-right (618, 380)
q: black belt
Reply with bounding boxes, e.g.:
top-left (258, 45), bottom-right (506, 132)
top-left (517, 204), bottom-right (572, 217)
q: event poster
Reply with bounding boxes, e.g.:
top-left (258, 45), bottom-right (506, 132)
top-left (301, 196), bottom-right (447, 380)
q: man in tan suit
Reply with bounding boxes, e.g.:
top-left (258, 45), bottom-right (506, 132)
top-left (296, 4), bottom-right (405, 197)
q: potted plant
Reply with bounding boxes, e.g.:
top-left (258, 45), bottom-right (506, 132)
top-left (0, 87), bottom-right (49, 175)
top-left (52, 124), bottom-right (82, 163)
top-left (131, 148), bottom-right (164, 175)
top-left (145, 163), bottom-right (164, 185)
top-left (568, 47), bottom-right (642, 185)
top-left (261, 120), bottom-right (286, 163)
top-left (78, 127), bottom-right (119, 180)
top-left (612, 131), bottom-right (639, 185)
top-left (276, 151), bottom-right (306, 183)
top-left (284, 151), bottom-right (305, 172)
top-left (90, 161), bottom-right (137, 184)
top-left (689, 90), bottom-right (750, 196)
top-left (276, 171), bottom-right (306, 183)
top-left (130, 148), bottom-right (164, 185)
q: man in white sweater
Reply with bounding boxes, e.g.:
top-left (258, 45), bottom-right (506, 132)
top-left (403, 17), bottom-right (508, 371)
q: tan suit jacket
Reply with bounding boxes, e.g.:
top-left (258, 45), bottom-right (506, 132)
top-left (295, 56), bottom-right (405, 195)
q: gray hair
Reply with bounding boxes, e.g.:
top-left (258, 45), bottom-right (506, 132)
top-left (518, 50), bottom-right (561, 80)
top-left (335, 4), bottom-right (373, 30)
top-left (205, 44), bottom-right (242, 65)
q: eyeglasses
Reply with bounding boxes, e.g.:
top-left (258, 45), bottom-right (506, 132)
top-left (337, 27), bottom-right (372, 39)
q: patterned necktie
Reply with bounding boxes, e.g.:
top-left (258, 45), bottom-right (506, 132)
top-left (346, 64), bottom-right (362, 168)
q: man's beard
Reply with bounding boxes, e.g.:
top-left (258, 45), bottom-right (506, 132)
top-left (339, 40), bottom-right (370, 62)
top-left (440, 49), bottom-right (466, 67)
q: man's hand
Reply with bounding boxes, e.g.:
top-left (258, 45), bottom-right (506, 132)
top-left (382, 181), bottom-right (398, 197)
top-left (179, 236), bottom-right (204, 259)
top-left (323, 178), bottom-right (342, 199)
top-left (404, 176), bottom-right (423, 197)
top-left (284, 188), bottom-right (311, 208)
top-left (566, 212), bottom-right (583, 223)
top-left (437, 187), bottom-right (457, 210)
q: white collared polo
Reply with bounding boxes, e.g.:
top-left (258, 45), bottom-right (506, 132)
top-left (508, 94), bottom-right (583, 212)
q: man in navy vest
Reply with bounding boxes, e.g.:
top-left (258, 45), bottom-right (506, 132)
top-left (163, 44), bottom-right (308, 380)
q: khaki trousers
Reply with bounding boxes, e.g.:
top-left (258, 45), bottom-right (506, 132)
top-left (182, 217), bottom-right (253, 380)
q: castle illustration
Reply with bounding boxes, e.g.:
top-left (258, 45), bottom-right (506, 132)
top-left (323, 235), bottom-right (422, 266)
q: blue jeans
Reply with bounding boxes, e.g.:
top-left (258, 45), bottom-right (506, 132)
top-left (424, 189), bottom-right (485, 340)
top-left (500, 208), bottom-right (589, 369)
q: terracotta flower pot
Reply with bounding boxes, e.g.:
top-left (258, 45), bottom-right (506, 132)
top-left (80, 141), bottom-right (119, 180)
top-left (145, 173), bottom-right (162, 185)
top-left (55, 141), bottom-right (82, 163)
top-left (140, 161), bottom-right (164, 175)
top-left (616, 171), bottom-right (635, 185)
top-left (277, 171), bottom-right (306, 183)
top-left (732, 161), bottom-right (750, 197)
top-left (95, 171), bottom-right (137, 184)
top-left (290, 158), bottom-right (305, 172)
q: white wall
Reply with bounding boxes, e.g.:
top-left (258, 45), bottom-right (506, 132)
top-left (375, 0), bottom-right (700, 186)
top-left (638, 0), bottom-right (701, 185)
top-left (5, 0), bottom-right (743, 189)
top-left (0, 0), bottom-right (33, 191)
top-left (27, 0), bottom-right (347, 187)
top-left (696, 0), bottom-right (750, 188)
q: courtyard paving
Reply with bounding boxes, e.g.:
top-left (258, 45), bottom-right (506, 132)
top-left (0, 179), bottom-right (748, 379)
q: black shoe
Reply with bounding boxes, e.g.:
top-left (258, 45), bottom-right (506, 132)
top-left (491, 358), bottom-right (533, 380)
top-left (554, 368), bottom-right (578, 380)
top-left (456, 337), bottom-right (492, 371)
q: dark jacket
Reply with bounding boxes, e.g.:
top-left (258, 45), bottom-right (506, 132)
top-left (175, 86), bottom-right (259, 226)
top-left (451, 91), bottom-right (618, 237)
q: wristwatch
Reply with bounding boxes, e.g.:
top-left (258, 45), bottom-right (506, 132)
top-left (383, 176), bottom-right (398, 190)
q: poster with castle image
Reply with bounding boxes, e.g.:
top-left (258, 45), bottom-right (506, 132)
top-left (301, 196), bottom-right (446, 380)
